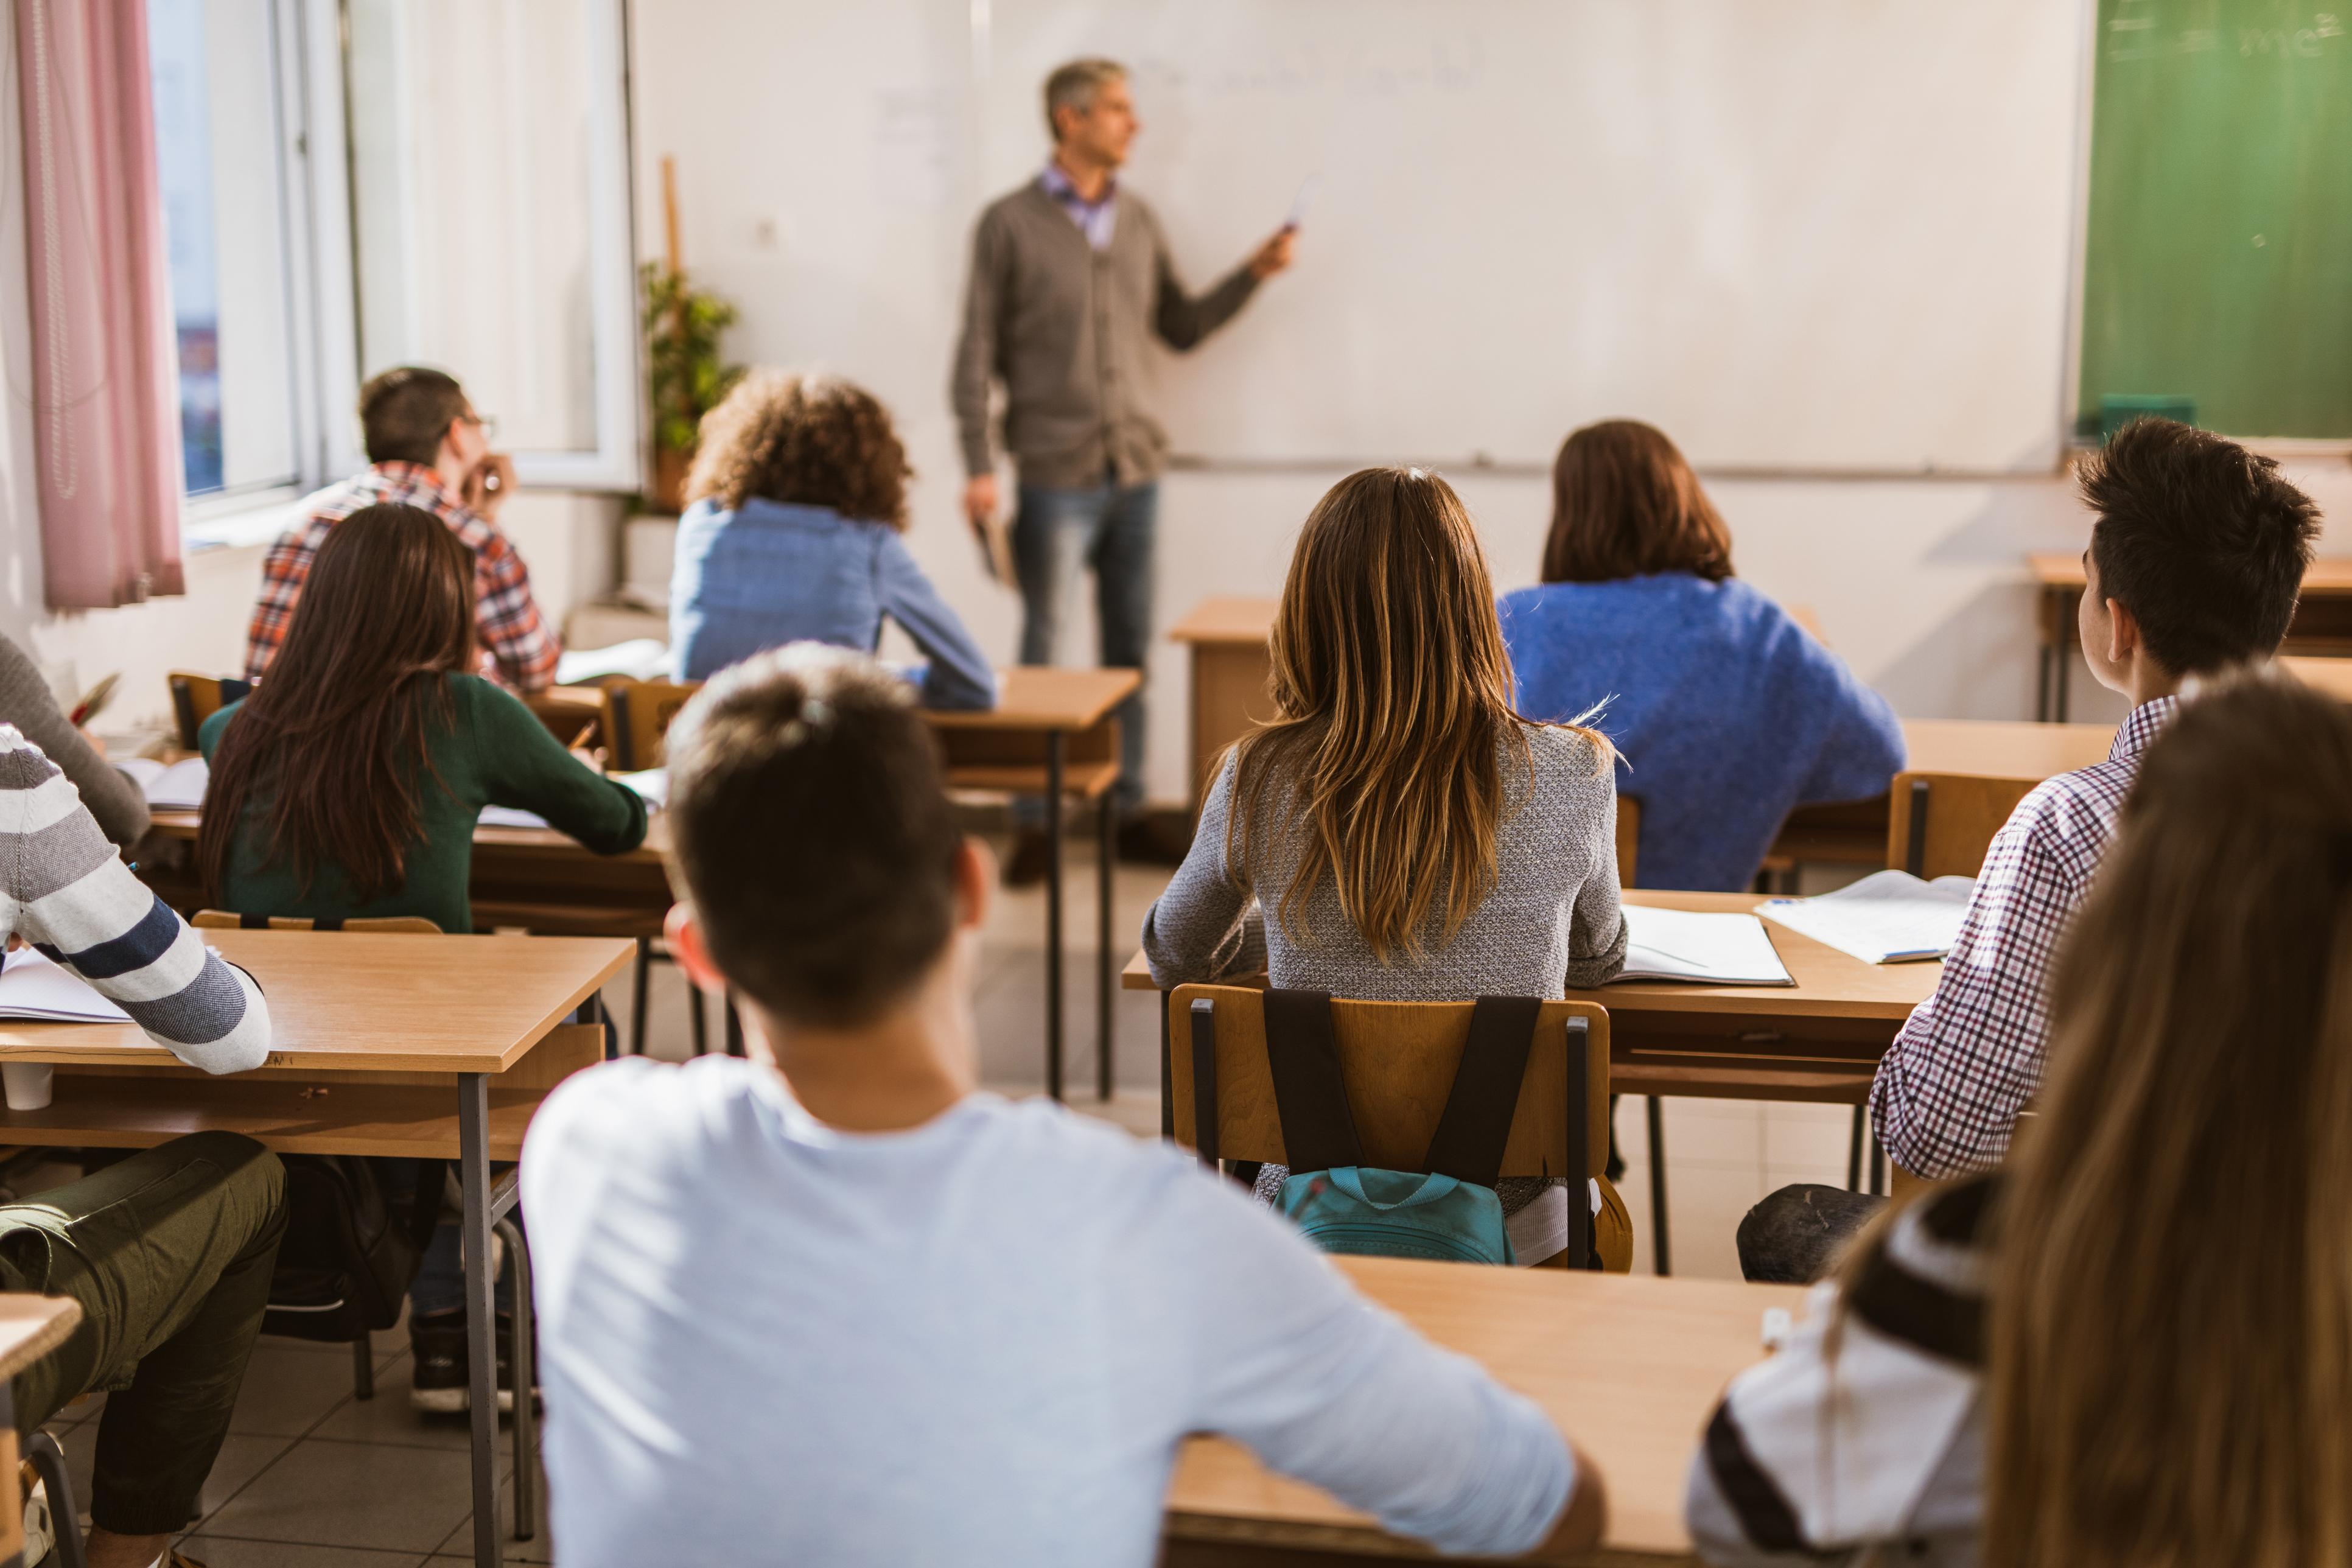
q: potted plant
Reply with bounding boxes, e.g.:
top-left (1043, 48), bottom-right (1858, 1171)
top-left (642, 260), bottom-right (742, 513)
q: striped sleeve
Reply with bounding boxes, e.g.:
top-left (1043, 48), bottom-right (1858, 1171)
top-left (0, 729), bottom-right (270, 1073)
top-left (1684, 1177), bottom-right (1999, 1566)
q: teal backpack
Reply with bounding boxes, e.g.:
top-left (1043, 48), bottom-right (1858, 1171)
top-left (1242, 991), bottom-right (1556, 1267)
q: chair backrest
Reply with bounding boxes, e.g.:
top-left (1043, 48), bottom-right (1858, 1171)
top-left (1614, 795), bottom-right (1641, 889)
top-left (1168, 986), bottom-right (1610, 1181)
top-left (525, 687), bottom-right (607, 753)
top-left (167, 671), bottom-right (251, 750)
top-left (192, 910), bottom-right (443, 935)
top-left (600, 679), bottom-right (702, 771)
top-left (1886, 772), bottom-right (2040, 880)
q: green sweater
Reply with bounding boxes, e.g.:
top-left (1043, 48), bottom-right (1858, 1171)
top-left (200, 674), bottom-right (648, 934)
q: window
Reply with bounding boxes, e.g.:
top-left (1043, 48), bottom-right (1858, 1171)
top-left (146, 0), bottom-right (304, 500)
top-left (342, 0), bottom-right (641, 490)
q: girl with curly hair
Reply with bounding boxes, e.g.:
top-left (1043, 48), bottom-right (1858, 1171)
top-left (670, 372), bottom-right (997, 709)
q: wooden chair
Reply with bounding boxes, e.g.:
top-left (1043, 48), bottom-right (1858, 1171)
top-left (194, 912), bottom-right (442, 936)
top-left (1169, 985), bottom-right (1629, 1271)
top-left (600, 679), bottom-right (701, 772)
top-left (524, 686), bottom-right (608, 753)
top-left (1885, 771), bottom-right (2039, 880)
top-left (167, 671), bottom-right (251, 750)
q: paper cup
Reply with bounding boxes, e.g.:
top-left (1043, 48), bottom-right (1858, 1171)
top-left (3, 1063), bottom-right (54, 1111)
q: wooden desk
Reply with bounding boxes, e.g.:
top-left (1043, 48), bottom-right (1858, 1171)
top-left (1127, 891), bottom-right (1936, 1105)
top-left (2029, 553), bottom-right (2352, 719)
top-left (1170, 597), bottom-right (1284, 803)
top-left (138, 666), bottom-right (1141, 1102)
top-left (1164, 1258), bottom-right (1797, 1564)
top-left (0, 1295), bottom-right (80, 1568)
top-left (0, 933), bottom-right (629, 1568)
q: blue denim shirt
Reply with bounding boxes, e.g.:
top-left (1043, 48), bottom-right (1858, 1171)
top-left (1499, 575), bottom-right (1904, 892)
top-left (670, 499), bottom-right (998, 709)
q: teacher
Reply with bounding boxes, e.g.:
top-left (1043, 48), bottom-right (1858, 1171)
top-left (953, 57), bottom-right (1295, 882)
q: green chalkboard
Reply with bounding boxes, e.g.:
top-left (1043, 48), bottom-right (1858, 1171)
top-left (2078, 2), bottom-right (2352, 439)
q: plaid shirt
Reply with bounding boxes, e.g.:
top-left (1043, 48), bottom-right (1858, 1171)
top-left (246, 463), bottom-right (559, 693)
top-left (1869, 696), bottom-right (2179, 1179)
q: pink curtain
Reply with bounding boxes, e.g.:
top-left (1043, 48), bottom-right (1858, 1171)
top-left (14, 0), bottom-right (185, 609)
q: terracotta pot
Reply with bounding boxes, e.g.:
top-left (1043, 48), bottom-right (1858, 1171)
top-left (652, 447), bottom-right (690, 514)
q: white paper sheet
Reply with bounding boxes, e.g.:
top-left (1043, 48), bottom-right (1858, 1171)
top-left (114, 755), bottom-right (211, 810)
top-left (1757, 870), bottom-right (1975, 965)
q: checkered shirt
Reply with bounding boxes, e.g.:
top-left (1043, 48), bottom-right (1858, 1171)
top-left (1869, 696), bottom-right (2179, 1179)
top-left (245, 463), bottom-right (559, 693)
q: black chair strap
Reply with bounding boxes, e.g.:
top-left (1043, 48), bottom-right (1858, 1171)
top-left (1422, 996), bottom-right (1541, 1187)
top-left (239, 912), bottom-right (270, 929)
top-left (1261, 989), bottom-right (1365, 1174)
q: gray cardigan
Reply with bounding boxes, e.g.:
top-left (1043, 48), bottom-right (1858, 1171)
top-left (952, 182), bottom-right (1259, 489)
top-left (1143, 724), bottom-right (1629, 999)
top-left (0, 632), bottom-right (148, 847)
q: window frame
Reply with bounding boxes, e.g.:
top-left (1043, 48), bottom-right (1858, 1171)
top-left (180, 0), bottom-right (640, 547)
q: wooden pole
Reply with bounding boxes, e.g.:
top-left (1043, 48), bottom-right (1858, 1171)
top-left (662, 155), bottom-right (682, 276)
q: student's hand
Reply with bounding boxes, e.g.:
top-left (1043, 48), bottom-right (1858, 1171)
top-left (962, 475), bottom-right (1000, 540)
top-left (1249, 228), bottom-right (1298, 279)
top-left (464, 452), bottom-right (518, 521)
top-left (1530, 1444), bottom-right (1608, 1561)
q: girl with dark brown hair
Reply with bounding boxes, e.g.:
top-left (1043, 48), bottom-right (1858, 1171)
top-left (1499, 419), bottom-right (1902, 890)
top-left (1690, 671), bottom-right (2352, 1567)
top-left (670, 371), bottom-right (996, 708)
top-left (200, 502), bottom-right (648, 934)
top-left (200, 502), bottom-right (648, 1413)
top-left (1143, 467), bottom-right (1628, 1264)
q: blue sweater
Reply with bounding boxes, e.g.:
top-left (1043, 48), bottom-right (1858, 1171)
top-left (1498, 575), bottom-right (1904, 892)
top-left (670, 499), bottom-right (998, 708)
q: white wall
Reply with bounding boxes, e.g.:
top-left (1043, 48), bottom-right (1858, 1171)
top-left (629, 1), bottom-right (2351, 805)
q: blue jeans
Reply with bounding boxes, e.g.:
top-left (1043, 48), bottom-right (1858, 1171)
top-left (1012, 476), bottom-right (1157, 821)
top-left (380, 1158), bottom-right (517, 1317)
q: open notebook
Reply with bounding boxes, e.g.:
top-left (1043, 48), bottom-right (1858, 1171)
top-left (1605, 905), bottom-right (1794, 987)
top-left (0, 948), bottom-right (130, 1023)
top-left (1757, 870), bottom-right (1975, 964)
top-left (113, 755), bottom-right (209, 811)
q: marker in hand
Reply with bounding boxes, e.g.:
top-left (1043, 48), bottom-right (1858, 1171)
top-left (1284, 173), bottom-right (1321, 233)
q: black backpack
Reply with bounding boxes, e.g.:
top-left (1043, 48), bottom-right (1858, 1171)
top-left (263, 1157), bottom-right (444, 1342)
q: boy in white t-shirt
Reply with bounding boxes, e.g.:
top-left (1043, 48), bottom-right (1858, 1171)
top-left (522, 644), bottom-right (1605, 1567)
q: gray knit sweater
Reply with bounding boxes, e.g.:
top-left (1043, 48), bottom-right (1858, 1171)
top-left (0, 631), bottom-right (148, 848)
top-left (1143, 723), bottom-right (1628, 998)
top-left (952, 182), bottom-right (1260, 488)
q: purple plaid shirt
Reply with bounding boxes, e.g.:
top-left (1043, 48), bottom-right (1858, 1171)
top-left (1039, 161), bottom-right (1116, 250)
top-left (1869, 696), bottom-right (2179, 1178)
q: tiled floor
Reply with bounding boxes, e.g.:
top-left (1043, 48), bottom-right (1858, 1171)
top-left (44, 835), bottom-right (1858, 1565)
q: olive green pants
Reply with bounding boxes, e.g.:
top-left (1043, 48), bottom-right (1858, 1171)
top-left (0, 1132), bottom-right (285, 1535)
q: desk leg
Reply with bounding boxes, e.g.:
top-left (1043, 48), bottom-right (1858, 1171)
top-left (1046, 733), bottom-right (1066, 1101)
top-left (0, 1381), bottom-right (18, 1568)
top-left (458, 1074), bottom-right (503, 1568)
top-left (1098, 791), bottom-right (1115, 1101)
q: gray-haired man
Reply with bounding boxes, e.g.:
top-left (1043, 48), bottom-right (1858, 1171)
top-left (953, 58), bottom-right (1294, 881)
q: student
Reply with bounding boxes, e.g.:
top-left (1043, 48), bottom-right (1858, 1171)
top-left (248, 366), bottom-right (559, 693)
top-left (0, 629), bottom-right (147, 847)
top-left (1142, 467), bottom-right (1626, 1262)
top-left (0, 724), bottom-right (279, 1568)
top-left (670, 370), bottom-right (996, 708)
top-left (1738, 418), bottom-right (2318, 1283)
top-left (1689, 673), bottom-right (2352, 1566)
top-left (1497, 419), bottom-right (1903, 891)
top-left (201, 503), bottom-right (646, 1408)
top-left (201, 503), bottom-right (648, 934)
top-left (522, 645), bottom-right (1604, 1566)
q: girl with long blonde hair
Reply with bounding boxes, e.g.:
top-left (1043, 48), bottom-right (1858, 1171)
top-left (1689, 670), bottom-right (2352, 1567)
top-left (1142, 468), bottom-right (1626, 1261)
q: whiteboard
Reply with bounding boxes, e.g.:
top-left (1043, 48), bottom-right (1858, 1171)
top-left (979, 0), bottom-right (2088, 473)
